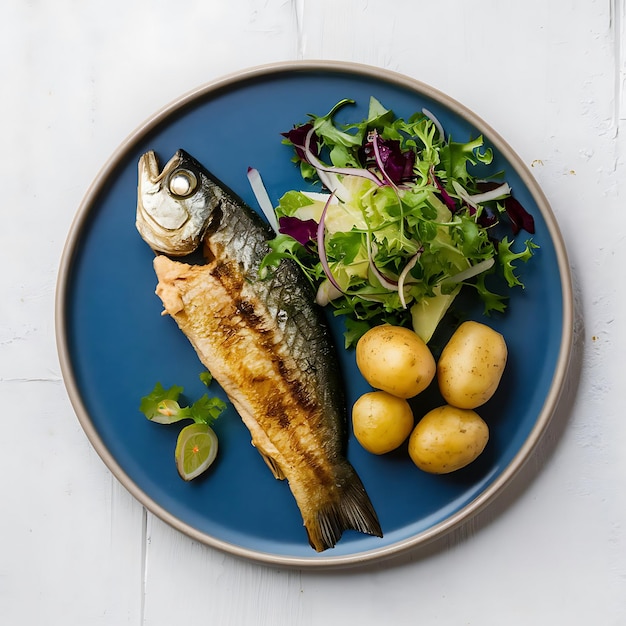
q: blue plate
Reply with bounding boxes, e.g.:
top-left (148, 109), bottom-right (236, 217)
top-left (56, 61), bottom-right (573, 567)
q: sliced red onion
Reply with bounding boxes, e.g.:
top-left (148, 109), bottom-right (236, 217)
top-left (468, 182), bottom-right (511, 204)
top-left (315, 279), bottom-right (343, 306)
top-left (369, 130), bottom-right (398, 189)
top-left (300, 127), bottom-right (384, 193)
top-left (247, 167), bottom-right (279, 233)
top-left (369, 130), bottom-right (408, 230)
top-left (367, 235), bottom-right (398, 291)
top-left (397, 252), bottom-right (421, 309)
top-left (452, 180), bottom-right (511, 209)
top-left (316, 193), bottom-right (343, 294)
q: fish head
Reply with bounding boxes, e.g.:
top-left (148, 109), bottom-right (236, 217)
top-left (136, 149), bottom-right (217, 256)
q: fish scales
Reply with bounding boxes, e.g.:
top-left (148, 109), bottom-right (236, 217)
top-left (205, 196), bottom-right (335, 398)
top-left (137, 149), bottom-right (382, 551)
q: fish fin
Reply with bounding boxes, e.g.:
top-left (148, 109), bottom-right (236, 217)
top-left (249, 440), bottom-right (286, 480)
top-left (306, 463), bottom-right (383, 552)
top-left (258, 451), bottom-right (286, 480)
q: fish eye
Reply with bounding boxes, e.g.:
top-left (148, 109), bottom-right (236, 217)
top-left (168, 169), bottom-right (198, 198)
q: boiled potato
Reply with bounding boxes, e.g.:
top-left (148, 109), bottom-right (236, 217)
top-left (408, 404), bottom-right (489, 473)
top-left (356, 325), bottom-right (436, 399)
top-left (352, 391), bottom-right (414, 454)
top-left (437, 320), bottom-right (507, 409)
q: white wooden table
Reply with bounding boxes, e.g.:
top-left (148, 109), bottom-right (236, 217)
top-left (2, 1), bottom-right (625, 624)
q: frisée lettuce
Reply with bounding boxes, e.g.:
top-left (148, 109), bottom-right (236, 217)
top-left (258, 97), bottom-right (537, 347)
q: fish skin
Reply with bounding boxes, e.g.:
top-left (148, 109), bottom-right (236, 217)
top-left (138, 150), bottom-right (382, 551)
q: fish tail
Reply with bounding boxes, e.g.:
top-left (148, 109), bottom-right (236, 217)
top-left (307, 462), bottom-right (383, 552)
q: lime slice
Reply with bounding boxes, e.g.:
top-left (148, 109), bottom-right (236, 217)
top-left (175, 423), bottom-right (218, 481)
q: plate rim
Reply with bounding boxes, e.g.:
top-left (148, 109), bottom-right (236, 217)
top-left (55, 59), bottom-right (574, 569)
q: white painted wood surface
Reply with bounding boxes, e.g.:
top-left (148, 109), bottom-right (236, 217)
top-left (1, 0), bottom-right (625, 623)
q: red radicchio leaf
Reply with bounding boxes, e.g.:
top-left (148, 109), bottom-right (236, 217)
top-left (504, 196), bottom-right (535, 235)
top-left (282, 123), bottom-right (318, 161)
top-left (477, 208), bottom-right (498, 229)
top-left (431, 170), bottom-right (458, 213)
top-left (475, 181), bottom-right (503, 193)
top-left (360, 137), bottom-right (415, 184)
top-left (278, 215), bottom-right (318, 247)
top-left (474, 182), bottom-right (535, 234)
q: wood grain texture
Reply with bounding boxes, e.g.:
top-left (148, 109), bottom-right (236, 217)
top-left (1, 0), bottom-right (625, 624)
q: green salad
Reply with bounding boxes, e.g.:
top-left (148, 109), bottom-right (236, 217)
top-left (252, 97), bottom-right (537, 347)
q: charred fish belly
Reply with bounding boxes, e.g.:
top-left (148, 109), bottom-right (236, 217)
top-left (136, 149), bottom-right (382, 551)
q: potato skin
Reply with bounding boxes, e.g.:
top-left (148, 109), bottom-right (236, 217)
top-left (356, 325), bottom-right (436, 399)
top-left (437, 321), bottom-right (507, 409)
top-left (408, 405), bottom-right (489, 473)
top-left (352, 391), bottom-right (414, 455)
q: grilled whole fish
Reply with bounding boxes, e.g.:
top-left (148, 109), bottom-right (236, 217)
top-left (136, 150), bottom-right (382, 551)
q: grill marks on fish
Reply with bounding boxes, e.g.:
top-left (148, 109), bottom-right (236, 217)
top-left (204, 256), bottom-right (321, 420)
top-left (139, 149), bottom-right (382, 551)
